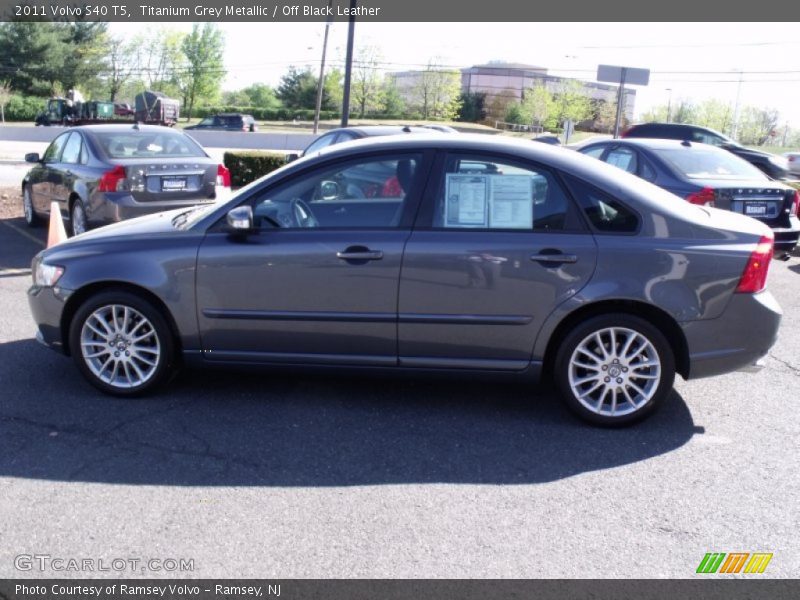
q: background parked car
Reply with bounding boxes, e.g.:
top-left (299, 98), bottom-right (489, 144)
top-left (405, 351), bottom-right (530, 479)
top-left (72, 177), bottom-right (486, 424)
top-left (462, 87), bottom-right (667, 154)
top-left (783, 151), bottom-right (800, 177)
top-left (21, 124), bottom-right (231, 236)
top-left (113, 103), bottom-right (134, 117)
top-left (296, 124), bottom-right (454, 158)
top-left (622, 122), bottom-right (790, 180)
top-left (578, 138), bottom-right (800, 251)
top-left (29, 135), bottom-right (781, 426)
top-left (185, 113), bottom-right (258, 132)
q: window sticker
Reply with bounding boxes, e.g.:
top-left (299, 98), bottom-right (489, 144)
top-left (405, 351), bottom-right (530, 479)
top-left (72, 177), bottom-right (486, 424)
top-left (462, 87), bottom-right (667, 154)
top-left (488, 175), bottom-right (533, 229)
top-left (445, 174), bottom-right (489, 227)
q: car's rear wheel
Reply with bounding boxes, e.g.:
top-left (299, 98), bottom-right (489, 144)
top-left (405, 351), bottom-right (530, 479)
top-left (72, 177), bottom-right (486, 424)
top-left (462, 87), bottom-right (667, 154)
top-left (554, 313), bottom-right (675, 426)
top-left (68, 291), bottom-right (175, 396)
top-left (70, 198), bottom-right (87, 237)
top-left (22, 186), bottom-right (40, 227)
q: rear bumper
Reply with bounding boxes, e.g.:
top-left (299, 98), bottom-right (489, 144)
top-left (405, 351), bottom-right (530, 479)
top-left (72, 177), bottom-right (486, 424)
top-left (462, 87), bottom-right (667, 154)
top-left (86, 191), bottom-right (217, 227)
top-left (681, 290), bottom-right (781, 379)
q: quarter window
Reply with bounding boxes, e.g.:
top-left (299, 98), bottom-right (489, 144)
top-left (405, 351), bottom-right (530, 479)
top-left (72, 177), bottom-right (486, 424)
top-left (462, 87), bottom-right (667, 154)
top-left (605, 147), bottom-right (638, 174)
top-left (580, 145), bottom-right (606, 159)
top-left (433, 155), bottom-right (569, 232)
top-left (566, 177), bottom-right (639, 233)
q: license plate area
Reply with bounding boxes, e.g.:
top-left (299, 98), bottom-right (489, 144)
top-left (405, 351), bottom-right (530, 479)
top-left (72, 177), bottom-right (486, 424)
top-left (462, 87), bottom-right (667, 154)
top-left (744, 202), bottom-right (768, 216)
top-left (161, 177), bottom-right (187, 191)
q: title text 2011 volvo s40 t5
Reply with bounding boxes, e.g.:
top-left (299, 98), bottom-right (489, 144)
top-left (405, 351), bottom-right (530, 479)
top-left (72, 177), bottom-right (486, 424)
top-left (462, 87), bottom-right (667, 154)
top-left (28, 135), bottom-right (781, 425)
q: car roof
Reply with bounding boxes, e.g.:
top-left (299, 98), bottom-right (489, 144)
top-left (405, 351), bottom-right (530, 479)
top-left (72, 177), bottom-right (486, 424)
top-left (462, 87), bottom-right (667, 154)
top-left (322, 125), bottom-right (451, 137)
top-left (585, 138), bottom-right (728, 151)
top-left (627, 122), bottom-right (730, 137)
top-left (75, 124), bottom-right (186, 134)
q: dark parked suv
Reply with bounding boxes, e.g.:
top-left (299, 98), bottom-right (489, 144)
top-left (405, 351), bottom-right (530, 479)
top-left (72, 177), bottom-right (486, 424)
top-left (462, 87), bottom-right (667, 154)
top-left (622, 123), bottom-right (790, 180)
top-left (185, 113), bottom-right (257, 132)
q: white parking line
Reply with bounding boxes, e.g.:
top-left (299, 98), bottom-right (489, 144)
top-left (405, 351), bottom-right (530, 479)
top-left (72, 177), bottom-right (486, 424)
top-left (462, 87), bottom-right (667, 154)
top-left (0, 267), bottom-right (31, 276)
top-left (0, 220), bottom-right (45, 247)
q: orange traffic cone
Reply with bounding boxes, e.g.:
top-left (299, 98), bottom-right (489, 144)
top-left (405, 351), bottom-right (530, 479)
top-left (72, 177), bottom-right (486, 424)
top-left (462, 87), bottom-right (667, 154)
top-left (47, 201), bottom-right (68, 248)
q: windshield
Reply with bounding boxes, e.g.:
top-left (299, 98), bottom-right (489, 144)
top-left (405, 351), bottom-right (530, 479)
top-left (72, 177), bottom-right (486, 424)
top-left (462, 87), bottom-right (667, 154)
top-left (93, 130), bottom-right (207, 159)
top-left (655, 147), bottom-right (768, 181)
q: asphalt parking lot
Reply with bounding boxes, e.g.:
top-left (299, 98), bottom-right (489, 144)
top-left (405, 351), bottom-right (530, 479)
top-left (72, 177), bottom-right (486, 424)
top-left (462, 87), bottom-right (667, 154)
top-left (0, 213), bottom-right (798, 578)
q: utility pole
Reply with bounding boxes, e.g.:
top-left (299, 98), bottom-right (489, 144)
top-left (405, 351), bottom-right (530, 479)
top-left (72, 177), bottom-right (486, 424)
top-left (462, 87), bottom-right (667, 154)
top-left (731, 69), bottom-right (743, 140)
top-left (312, 0), bottom-right (333, 134)
top-left (613, 68), bottom-right (627, 139)
top-left (340, 0), bottom-right (357, 127)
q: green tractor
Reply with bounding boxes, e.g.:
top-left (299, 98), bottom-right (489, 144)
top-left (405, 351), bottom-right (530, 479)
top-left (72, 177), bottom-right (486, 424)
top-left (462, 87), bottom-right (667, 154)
top-left (35, 97), bottom-right (116, 126)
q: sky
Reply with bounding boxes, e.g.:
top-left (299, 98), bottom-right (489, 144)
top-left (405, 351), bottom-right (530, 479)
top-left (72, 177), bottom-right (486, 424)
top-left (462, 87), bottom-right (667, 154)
top-left (109, 21), bottom-right (800, 127)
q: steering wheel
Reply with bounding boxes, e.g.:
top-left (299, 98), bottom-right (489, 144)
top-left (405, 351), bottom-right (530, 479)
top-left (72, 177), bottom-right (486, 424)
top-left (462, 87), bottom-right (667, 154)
top-left (289, 197), bottom-right (318, 228)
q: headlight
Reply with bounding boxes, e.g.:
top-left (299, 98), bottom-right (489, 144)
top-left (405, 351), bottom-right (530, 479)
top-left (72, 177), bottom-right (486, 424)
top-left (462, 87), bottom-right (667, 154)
top-left (33, 261), bottom-right (64, 287)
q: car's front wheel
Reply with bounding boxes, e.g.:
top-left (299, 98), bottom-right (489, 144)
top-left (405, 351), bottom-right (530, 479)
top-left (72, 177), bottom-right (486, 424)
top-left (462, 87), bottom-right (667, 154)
top-left (554, 313), bottom-right (675, 426)
top-left (68, 291), bottom-right (175, 396)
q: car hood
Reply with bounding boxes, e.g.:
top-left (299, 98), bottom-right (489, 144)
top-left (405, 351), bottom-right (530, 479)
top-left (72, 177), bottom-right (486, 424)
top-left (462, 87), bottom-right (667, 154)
top-left (55, 208), bottom-right (188, 247)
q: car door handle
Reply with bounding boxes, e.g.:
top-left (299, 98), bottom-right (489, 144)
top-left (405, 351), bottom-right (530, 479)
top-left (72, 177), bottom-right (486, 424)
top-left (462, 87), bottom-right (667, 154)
top-left (336, 248), bottom-right (384, 261)
top-left (530, 252), bottom-right (578, 264)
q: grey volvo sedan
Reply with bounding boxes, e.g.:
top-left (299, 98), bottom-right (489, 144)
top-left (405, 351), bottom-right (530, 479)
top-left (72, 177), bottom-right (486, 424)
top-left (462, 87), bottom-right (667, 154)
top-left (28, 135), bottom-right (781, 425)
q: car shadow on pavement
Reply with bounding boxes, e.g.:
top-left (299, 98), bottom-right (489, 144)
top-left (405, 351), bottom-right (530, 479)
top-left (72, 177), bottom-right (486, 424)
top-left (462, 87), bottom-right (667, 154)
top-left (0, 338), bottom-right (700, 487)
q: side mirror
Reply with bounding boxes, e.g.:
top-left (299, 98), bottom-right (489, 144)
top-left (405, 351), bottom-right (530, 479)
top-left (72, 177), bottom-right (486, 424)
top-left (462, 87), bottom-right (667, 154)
top-left (285, 153), bottom-right (299, 163)
top-left (320, 180), bottom-right (339, 201)
top-left (25, 153), bottom-right (41, 163)
top-left (226, 206), bottom-right (254, 232)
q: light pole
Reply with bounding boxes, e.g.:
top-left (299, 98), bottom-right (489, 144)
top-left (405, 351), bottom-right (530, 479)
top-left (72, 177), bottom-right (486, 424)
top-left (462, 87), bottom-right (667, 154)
top-left (665, 88), bottom-right (672, 123)
top-left (340, 0), bottom-right (357, 127)
top-left (312, 0), bottom-right (333, 135)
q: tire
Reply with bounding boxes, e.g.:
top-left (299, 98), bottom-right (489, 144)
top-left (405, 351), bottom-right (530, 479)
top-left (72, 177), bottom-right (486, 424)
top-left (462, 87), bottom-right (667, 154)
top-left (22, 185), bottom-right (41, 227)
top-left (68, 291), bottom-right (176, 397)
top-left (554, 313), bottom-right (675, 426)
top-left (69, 198), bottom-right (87, 237)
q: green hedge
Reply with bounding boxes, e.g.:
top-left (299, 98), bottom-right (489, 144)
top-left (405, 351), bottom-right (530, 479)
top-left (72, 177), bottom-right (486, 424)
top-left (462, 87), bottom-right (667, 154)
top-left (2, 95), bottom-right (47, 121)
top-left (223, 151), bottom-right (287, 187)
top-left (194, 106), bottom-right (340, 121)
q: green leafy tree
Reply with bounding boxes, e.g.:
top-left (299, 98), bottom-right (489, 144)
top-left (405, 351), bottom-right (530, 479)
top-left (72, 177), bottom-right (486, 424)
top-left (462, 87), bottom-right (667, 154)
top-left (0, 81), bottom-right (11, 122)
top-left (381, 77), bottom-right (405, 118)
top-left (737, 106), bottom-right (780, 146)
top-left (105, 36), bottom-right (139, 101)
top-left (179, 23), bottom-right (225, 118)
top-left (130, 28), bottom-right (186, 97)
top-left (457, 91), bottom-right (486, 122)
top-left (411, 61), bottom-right (462, 120)
top-left (0, 22), bottom-right (66, 95)
top-left (276, 66), bottom-right (318, 109)
top-left (323, 69), bottom-right (343, 112)
top-left (551, 80), bottom-right (592, 125)
top-left (694, 99), bottom-right (733, 135)
top-left (60, 22), bottom-right (110, 95)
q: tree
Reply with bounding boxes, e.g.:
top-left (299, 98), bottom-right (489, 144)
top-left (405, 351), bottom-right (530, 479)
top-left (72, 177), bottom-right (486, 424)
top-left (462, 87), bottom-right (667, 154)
top-left (595, 99), bottom-right (619, 133)
top-left (179, 23), bottom-right (225, 118)
top-left (323, 69), bottom-right (343, 112)
top-left (521, 84), bottom-right (555, 128)
top-left (0, 22), bottom-right (67, 95)
top-left (411, 61), bottom-right (462, 120)
top-left (0, 81), bottom-right (11, 123)
top-left (60, 22), bottom-right (110, 95)
top-left (551, 80), bottom-right (592, 125)
top-left (738, 106), bottom-right (780, 146)
top-left (131, 28), bottom-right (186, 96)
top-left (381, 77), bottom-right (405, 118)
top-left (276, 66), bottom-right (318, 109)
top-left (352, 45), bottom-right (384, 117)
top-left (106, 36), bottom-right (138, 101)
top-left (457, 91), bottom-right (486, 122)
top-left (694, 99), bottom-right (733, 135)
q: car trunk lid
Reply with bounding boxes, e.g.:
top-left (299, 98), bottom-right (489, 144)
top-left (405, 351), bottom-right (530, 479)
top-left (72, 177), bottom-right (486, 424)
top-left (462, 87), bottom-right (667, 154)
top-left (114, 158), bottom-right (218, 202)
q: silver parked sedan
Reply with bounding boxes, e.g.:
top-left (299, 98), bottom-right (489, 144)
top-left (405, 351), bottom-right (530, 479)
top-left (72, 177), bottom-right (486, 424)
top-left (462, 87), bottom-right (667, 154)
top-left (28, 135), bottom-right (781, 426)
top-left (22, 124), bottom-right (230, 236)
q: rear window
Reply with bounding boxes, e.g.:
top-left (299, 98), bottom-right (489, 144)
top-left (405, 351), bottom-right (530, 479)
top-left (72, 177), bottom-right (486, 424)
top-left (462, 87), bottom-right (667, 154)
top-left (655, 147), bottom-right (767, 181)
top-left (93, 130), bottom-right (206, 159)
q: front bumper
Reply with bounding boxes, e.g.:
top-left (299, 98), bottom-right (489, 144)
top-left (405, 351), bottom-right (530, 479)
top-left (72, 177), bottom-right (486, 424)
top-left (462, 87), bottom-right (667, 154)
top-left (681, 289), bottom-right (781, 379)
top-left (28, 284), bottom-right (72, 354)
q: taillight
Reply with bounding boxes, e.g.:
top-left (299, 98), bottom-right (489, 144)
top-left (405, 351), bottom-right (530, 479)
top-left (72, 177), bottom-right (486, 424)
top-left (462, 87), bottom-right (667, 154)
top-left (735, 234), bottom-right (774, 294)
top-left (620, 127), bottom-right (632, 138)
top-left (216, 164), bottom-right (231, 187)
top-left (792, 190), bottom-right (800, 216)
top-left (97, 165), bottom-right (127, 192)
top-left (686, 187), bottom-right (716, 207)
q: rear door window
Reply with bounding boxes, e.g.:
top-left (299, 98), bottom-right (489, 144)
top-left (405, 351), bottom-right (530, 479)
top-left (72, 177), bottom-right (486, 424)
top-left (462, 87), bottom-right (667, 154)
top-left (428, 154), bottom-right (574, 232)
top-left (605, 147), bottom-right (638, 174)
top-left (564, 176), bottom-right (640, 233)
